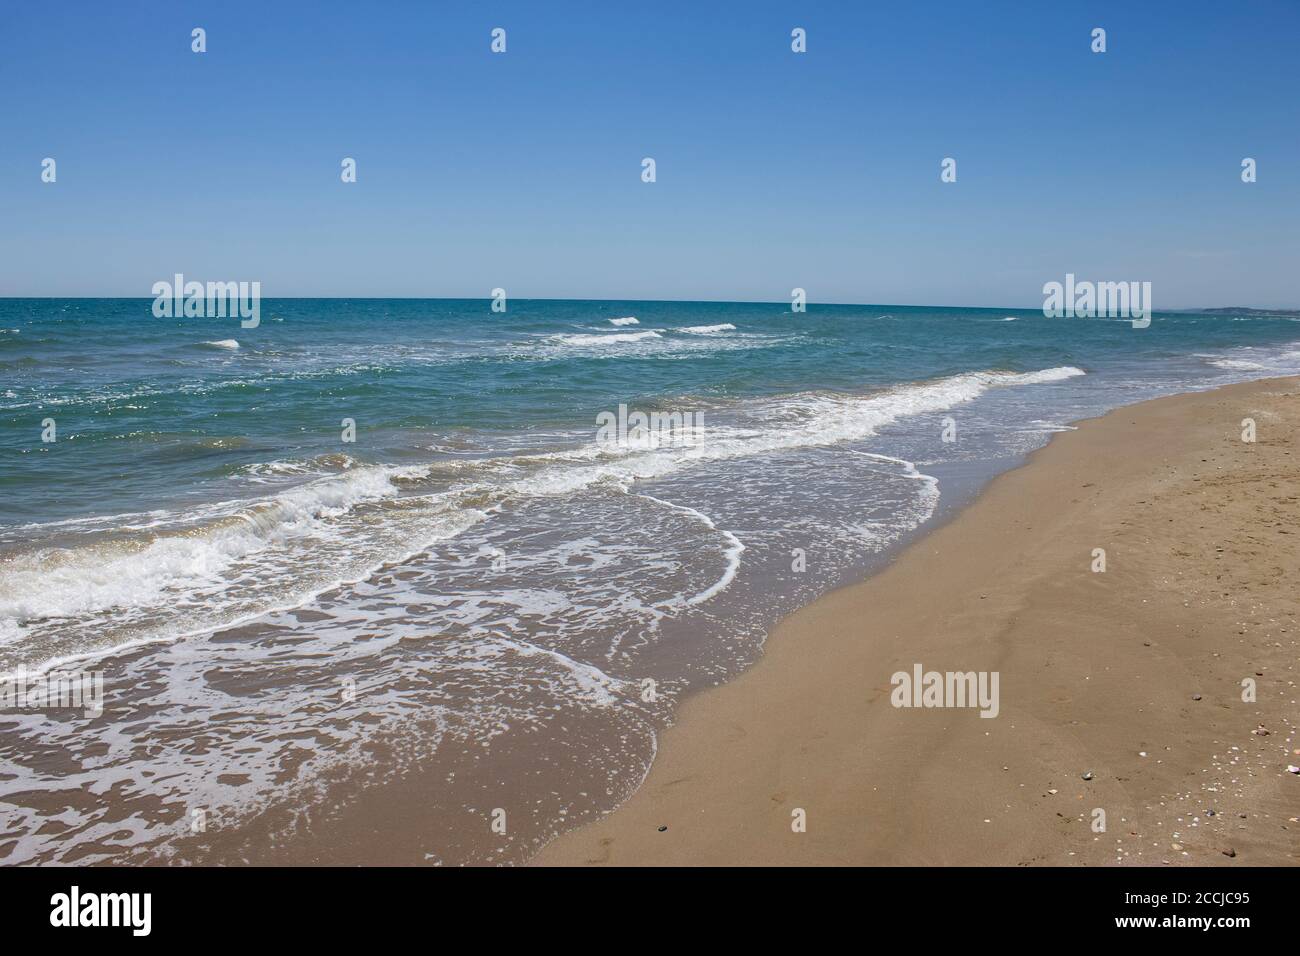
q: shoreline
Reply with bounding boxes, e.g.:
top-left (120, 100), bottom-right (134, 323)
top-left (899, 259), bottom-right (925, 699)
top-left (533, 376), bottom-right (1300, 866)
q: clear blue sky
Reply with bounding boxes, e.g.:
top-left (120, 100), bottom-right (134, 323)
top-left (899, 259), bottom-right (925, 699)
top-left (2, 0), bottom-right (1297, 307)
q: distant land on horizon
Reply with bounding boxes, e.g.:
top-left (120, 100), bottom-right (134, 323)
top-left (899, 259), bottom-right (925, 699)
top-left (1196, 307), bottom-right (1300, 316)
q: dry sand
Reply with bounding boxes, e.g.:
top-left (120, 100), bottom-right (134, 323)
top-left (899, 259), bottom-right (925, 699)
top-left (534, 377), bottom-right (1300, 866)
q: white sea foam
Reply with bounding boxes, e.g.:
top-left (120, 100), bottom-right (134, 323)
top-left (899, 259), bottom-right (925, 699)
top-left (514, 328), bottom-right (791, 362)
top-left (844, 451), bottom-right (942, 542)
top-left (1199, 345), bottom-right (1300, 373)
top-left (608, 316), bottom-right (639, 326)
top-left (0, 365), bottom-right (1085, 677)
top-left (0, 358), bottom-right (1102, 867)
top-left (1006, 366), bottom-right (1085, 385)
top-left (634, 492), bottom-right (746, 606)
top-left (235, 455), bottom-right (358, 483)
top-left (458, 367), bottom-right (1086, 504)
top-left (481, 632), bottom-right (632, 707)
top-left (677, 323), bottom-right (736, 334)
top-left (202, 339), bottom-right (240, 350)
top-left (0, 465), bottom-right (411, 623)
top-left (554, 330), bottom-right (662, 347)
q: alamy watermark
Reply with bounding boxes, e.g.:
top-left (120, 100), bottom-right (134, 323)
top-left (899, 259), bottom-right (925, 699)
top-left (151, 273), bottom-right (261, 328)
top-left (596, 403), bottom-right (705, 450)
top-left (50, 886), bottom-right (150, 936)
top-left (1042, 273), bottom-right (1151, 328)
top-left (890, 663), bottom-right (999, 718)
top-left (2, 670), bottom-right (104, 718)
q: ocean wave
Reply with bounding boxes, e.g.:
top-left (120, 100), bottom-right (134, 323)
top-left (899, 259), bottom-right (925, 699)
top-left (608, 316), bottom-right (639, 326)
top-left (677, 323), bottom-right (736, 335)
top-left (1209, 358), bottom-right (1268, 370)
top-left (0, 365), bottom-right (1083, 676)
top-left (201, 339), bottom-right (240, 350)
top-left (0, 462), bottom-right (490, 676)
top-left (516, 328), bottom-right (793, 362)
top-left (235, 453), bottom-right (359, 482)
top-left (1007, 366), bottom-right (1085, 384)
top-left (432, 367), bottom-right (1086, 502)
top-left (0, 465), bottom-right (412, 623)
top-left (553, 330), bottom-right (662, 347)
top-left (1198, 345), bottom-right (1300, 373)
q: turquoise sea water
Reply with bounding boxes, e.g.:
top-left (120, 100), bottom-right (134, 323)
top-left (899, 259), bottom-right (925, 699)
top-left (6, 298), bottom-right (1300, 524)
top-left (2, 297), bottom-right (1299, 864)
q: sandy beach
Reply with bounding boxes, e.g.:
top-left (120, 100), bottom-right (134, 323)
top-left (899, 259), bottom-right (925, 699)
top-left (535, 377), bottom-right (1300, 866)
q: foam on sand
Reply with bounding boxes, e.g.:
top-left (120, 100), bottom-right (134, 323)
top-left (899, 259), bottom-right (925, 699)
top-left (535, 378), bottom-right (1300, 867)
top-left (633, 492), bottom-right (746, 606)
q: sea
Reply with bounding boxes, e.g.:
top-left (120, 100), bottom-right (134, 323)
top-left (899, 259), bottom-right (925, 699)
top-left (2, 298), bottom-right (1298, 864)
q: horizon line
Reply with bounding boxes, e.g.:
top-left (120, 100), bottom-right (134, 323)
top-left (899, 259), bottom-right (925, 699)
top-left (1, 295), bottom-right (1295, 313)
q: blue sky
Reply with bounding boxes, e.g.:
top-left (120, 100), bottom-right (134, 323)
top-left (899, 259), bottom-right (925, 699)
top-left (2, 0), bottom-right (1297, 307)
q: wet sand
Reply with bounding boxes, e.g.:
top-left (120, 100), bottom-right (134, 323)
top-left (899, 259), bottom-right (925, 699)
top-left (534, 376), bottom-right (1300, 866)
